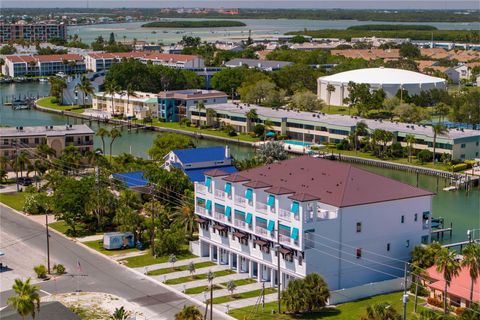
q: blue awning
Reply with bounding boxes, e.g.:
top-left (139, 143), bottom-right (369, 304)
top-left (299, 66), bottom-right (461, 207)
top-left (245, 188), bottom-right (253, 200)
top-left (205, 200), bottom-right (212, 210)
top-left (267, 195), bottom-right (275, 206)
top-left (267, 220), bottom-right (275, 232)
top-left (225, 206), bottom-right (232, 217)
top-left (291, 228), bottom-right (299, 240)
top-left (291, 201), bottom-right (299, 214)
top-left (246, 213), bottom-right (253, 224)
top-left (205, 176), bottom-right (212, 188)
top-left (225, 182), bottom-right (232, 193)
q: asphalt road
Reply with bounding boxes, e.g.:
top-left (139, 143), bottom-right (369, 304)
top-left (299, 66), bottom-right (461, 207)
top-left (0, 204), bottom-right (223, 319)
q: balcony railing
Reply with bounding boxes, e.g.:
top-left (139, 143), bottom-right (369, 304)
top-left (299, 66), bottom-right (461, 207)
top-left (214, 212), bottom-right (225, 221)
top-left (196, 184), bottom-right (207, 195)
top-left (196, 205), bottom-right (207, 215)
top-left (234, 219), bottom-right (246, 228)
top-left (279, 234), bottom-right (291, 244)
top-left (215, 189), bottom-right (225, 200)
top-left (234, 195), bottom-right (246, 207)
top-left (278, 208), bottom-right (291, 221)
top-left (255, 226), bottom-right (269, 236)
top-left (255, 202), bottom-right (268, 214)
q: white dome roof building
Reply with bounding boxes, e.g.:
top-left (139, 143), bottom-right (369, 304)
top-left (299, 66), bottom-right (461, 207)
top-left (317, 67), bottom-right (447, 106)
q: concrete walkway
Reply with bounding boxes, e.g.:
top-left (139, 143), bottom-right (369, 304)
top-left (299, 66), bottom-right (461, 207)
top-left (170, 272), bottom-right (251, 292)
top-left (110, 250), bottom-right (147, 261)
top-left (216, 293), bottom-right (278, 313)
top-left (76, 234), bottom-right (103, 243)
top-left (151, 264), bottom-right (229, 282)
top-left (132, 257), bottom-right (207, 273)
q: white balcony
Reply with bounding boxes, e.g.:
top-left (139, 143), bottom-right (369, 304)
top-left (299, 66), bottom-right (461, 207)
top-left (234, 219), bottom-right (246, 228)
top-left (255, 201), bottom-right (268, 214)
top-left (215, 189), bottom-right (225, 200)
top-left (234, 195), bottom-right (246, 207)
top-left (196, 205), bottom-right (207, 215)
top-left (255, 226), bottom-right (269, 236)
top-left (196, 184), bottom-right (207, 195)
top-left (278, 208), bottom-right (291, 221)
top-left (214, 212), bottom-right (225, 221)
top-left (279, 234), bottom-right (291, 244)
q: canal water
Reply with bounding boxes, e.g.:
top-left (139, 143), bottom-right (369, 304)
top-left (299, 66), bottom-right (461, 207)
top-left (1, 83), bottom-right (478, 245)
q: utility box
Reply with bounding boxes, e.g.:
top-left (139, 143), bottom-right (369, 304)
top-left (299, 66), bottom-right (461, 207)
top-left (103, 232), bottom-right (134, 250)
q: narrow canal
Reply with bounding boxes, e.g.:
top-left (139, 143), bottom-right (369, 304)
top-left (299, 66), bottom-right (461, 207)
top-left (1, 83), bottom-right (479, 245)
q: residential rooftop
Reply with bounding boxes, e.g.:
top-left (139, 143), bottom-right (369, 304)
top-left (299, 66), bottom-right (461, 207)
top-left (209, 156), bottom-right (433, 208)
top-left (87, 51), bottom-right (199, 62)
top-left (198, 103), bottom-right (479, 141)
top-left (5, 54), bottom-right (84, 63)
top-left (224, 58), bottom-right (293, 69)
top-left (157, 89), bottom-right (227, 100)
top-left (0, 124), bottom-right (94, 137)
top-left (170, 146), bottom-right (232, 164)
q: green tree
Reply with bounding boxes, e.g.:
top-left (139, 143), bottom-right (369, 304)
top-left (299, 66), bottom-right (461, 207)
top-left (255, 141), bottom-right (288, 165)
top-left (110, 306), bottom-right (131, 320)
top-left (75, 75), bottom-right (95, 107)
top-left (154, 226), bottom-right (186, 256)
top-left (353, 121), bottom-right (369, 152)
top-left (461, 243), bottom-right (480, 306)
top-left (289, 90), bottom-right (324, 111)
top-left (303, 273), bottom-right (330, 312)
top-left (434, 102), bottom-right (450, 123)
top-left (48, 77), bottom-right (67, 102)
top-left (272, 63), bottom-right (320, 94)
top-left (109, 128), bottom-right (122, 160)
top-left (226, 280), bottom-right (237, 297)
top-left (104, 81), bottom-right (121, 115)
top-left (361, 302), bottom-right (401, 320)
top-left (432, 124), bottom-right (448, 166)
top-left (326, 84), bottom-right (336, 108)
top-left (175, 305), bottom-right (203, 320)
top-left (148, 133), bottom-right (194, 161)
top-left (0, 44), bottom-right (17, 54)
top-left (282, 278), bottom-right (306, 313)
top-left (96, 127), bottom-right (110, 154)
top-left (124, 83), bottom-right (137, 116)
top-left (435, 248), bottom-right (462, 314)
top-left (7, 278), bottom-right (40, 320)
top-left (399, 43), bottom-right (421, 59)
top-left (170, 190), bottom-right (196, 239)
top-left (238, 79), bottom-right (285, 107)
top-left (418, 149), bottom-right (433, 164)
top-left (406, 134), bottom-right (416, 163)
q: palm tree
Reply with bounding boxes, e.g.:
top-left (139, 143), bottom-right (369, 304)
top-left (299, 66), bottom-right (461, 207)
top-left (411, 262), bottom-right (428, 313)
top-left (406, 134), bottom-right (416, 163)
top-left (205, 108), bottom-right (217, 127)
top-left (326, 84), bottom-right (336, 109)
top-left (7, 278), bottom-right (40, 320)
top-left (226, 280), bottom-right (237, 298)
top-left (435, 248), bottom-right (462, 314)
top-left (174, 305), bottom-right (202, 320)
top-left (125, 84), bottom-right (137, 117)
top-left (461, 243), bottom-right (480, 306)
top-left (303, 273), bottom-right (330, 312)
top-left (432, 124), bottom-right (448, 166)
top-left (187, 262), bottom-right (196, 278)
top-left (96, 127), bottom-right (110, 154)
top-left (75, 75), bottom-right (94, 107)
top-left (109, 128), bottom-right (122, 160)
top-left (170, 190), bottom-right (196, 239)
top-left (245, 108), bottom-right (258, 132)
top-left (16, 151), bottom-right (30, 178)
top-left (354, 121), bottom-right (369, 153)
top-left (36, 143), bottom-right (56, 159)
top-left (104, 81), bottom-right (121, 116)
top-left (361, 302), bottom-right (401, 320)
top-left (110, 306), bottom-right (131, 320)
top-left (282, 278), bottom-right (305, 313)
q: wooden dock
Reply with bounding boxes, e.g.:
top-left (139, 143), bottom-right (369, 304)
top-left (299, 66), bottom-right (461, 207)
top-left (431, 222), bottom-right (453, 240)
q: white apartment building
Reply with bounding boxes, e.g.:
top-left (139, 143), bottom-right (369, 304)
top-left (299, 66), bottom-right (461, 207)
top-left (92, 91), bottom-right (159, 119)
top-left (2, 54), bottom-right (86, 77)
top-left (192, 156), bottom-right (433, 291)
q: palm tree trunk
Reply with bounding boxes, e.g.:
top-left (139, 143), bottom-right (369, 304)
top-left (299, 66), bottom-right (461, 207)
top-left (444, 282), bottom-right (448, 314)
top-left (414, 279), bottom-right (419, 313)
top-left (470, 278), bottom-right (474, 306)
top-left (433, 134), bottom-right (436, 166)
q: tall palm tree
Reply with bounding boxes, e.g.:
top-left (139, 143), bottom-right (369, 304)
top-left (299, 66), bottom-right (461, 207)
top-left (406, 134), bottom-right (416, 163)
top-left (104, 81), bottom-right (121, 116)
top-left (245, 108), bottom-right (258, 132)
top-left (7, 278), bottom-right (40, 320)
top-left (96, 127), bottom-right (110, 154)
top-left (326, 84), bottom-right (336, 110)
top-left (109, 128), bottom-right (122, 160)
top-left (75, 75), bottom-right (95, 107)
top-left (354, 121), bottom-right (369, 153)
top-left (282, 278), bottom-right (305, 314)
top-left (361, 302), bottom-right (401, 320)
top-left (174, 305), bottom-right (202, 320)
top-left (16, 151), bottom-right (31, 178)
top-left (435, 248), bottom-right (462, 314)
top-left (461, 243), bottom-right (480, 306)
top-left (170, 190), bottom-right (196, 239)
top-left (125, 83), bottom-right (137, 117)
top-left (36, 143), bottom-right (56, 159)
top-left (432, 124), bottom-right (448, 166)
top-left (205, 108), bottom-right (216, 127)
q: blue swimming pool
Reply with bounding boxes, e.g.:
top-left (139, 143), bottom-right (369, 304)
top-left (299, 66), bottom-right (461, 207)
top-left (283, 140), bottom-right (312, 147)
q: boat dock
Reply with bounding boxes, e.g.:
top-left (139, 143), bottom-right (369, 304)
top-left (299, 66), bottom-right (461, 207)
top-left (431, 222), bottom-right (453, 240)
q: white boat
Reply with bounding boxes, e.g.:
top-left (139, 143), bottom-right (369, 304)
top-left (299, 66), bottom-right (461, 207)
top-left (442, 186), bottom-right (457, 192)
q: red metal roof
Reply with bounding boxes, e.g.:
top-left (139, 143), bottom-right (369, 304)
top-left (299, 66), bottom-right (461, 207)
top-left (87, 52), bottom-right (199, 62)
top-left (227, 156), bottom-right (433, 207)
top-left (6, 54), bottom-right (83, 63)
top-left (204, 168), bottom-right (229, 177)
top-left (426, 265), bottom-right (480, 302)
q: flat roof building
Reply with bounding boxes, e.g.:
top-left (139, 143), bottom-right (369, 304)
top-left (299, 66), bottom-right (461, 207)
top-left (2, 54), bottom-right (86, 77)
top-left (0, 22), bottom-right (67, 43)
top-left (224, 58), bottom-right (293, 71)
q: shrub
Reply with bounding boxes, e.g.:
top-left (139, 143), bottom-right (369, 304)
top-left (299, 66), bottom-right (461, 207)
top-left (417, 150), bottom-right (433, 164)
top-left (253, 124), bottom-right (265, 137)
top-left (464, 160), bottom-right (476, 168)
top-left (409, 283), bottom-right (429, 297)
top-left (34, 264), bottom-right (47, 278)
top-left (53, 264), bottom-right (66, 275)
top-left (455, 307), bottom-right (465, 316)
top-left (427, 297), bottom-right (443, 308)
top-left (336, 139), bottom-right (350, 150)
top-left (228, 130), bottom-right (237, 137)
top-left (452, 163), bottom-right (468, 172)
top-left (23, 192), bottom-right (51, 215)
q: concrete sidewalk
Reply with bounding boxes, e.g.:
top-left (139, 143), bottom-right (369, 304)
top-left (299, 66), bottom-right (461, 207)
top-left (151, 264), bottom-right (229, 282)
top-left (216, 293), bottom-right (278, 313)
top-left (171, 272), bottom-right (251, 291)
top-left (132, 257), bottom-right (207, 273)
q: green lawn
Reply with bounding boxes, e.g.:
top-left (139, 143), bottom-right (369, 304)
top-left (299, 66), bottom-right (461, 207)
top-left (322, 105), bottom-right (357, 116)
top-left (83, 239), bottom-right (145, 256)
top-left (36, 97), bottom-right (85, 113)
top-left (184, 278), bottom-right (257, 295)
top-left (120, 247), bottom-right (196, 268)
top-left (165, 269), bottom-right (236, 285)
top-left (134, 119), bottom-right (259, 143)
top-left (48, 221), bottom-right (70, 234)
top-left (210, 287), bottom-right (277, 304)
top-left (0, 192), bottom-right (27, 211)
top-left (147, 261), bottom-right (216, 276)
top-left (229, 291), bottom-right (432, 320)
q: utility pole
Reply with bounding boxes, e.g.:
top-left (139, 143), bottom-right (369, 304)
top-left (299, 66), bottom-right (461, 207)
top-left (210, 280), bottom-right (213, 320)
top-left (402, 263), bottom-right (409, 320)
top-left (45, 213), bottom-right (50, 274)
top-left (15, 139), bottom-right (19, 192)
top-left (262, 281), bottom-right (265, 310)
top-left (276, 220), bottom-right (281, 315)
top-left (150, 200), bottom-right (155, 256)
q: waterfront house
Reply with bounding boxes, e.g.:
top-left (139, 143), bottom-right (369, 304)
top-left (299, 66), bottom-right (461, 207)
top-left (192, 156), bottom-right (433, 290)
top-left (163, 146), bottom-right (237, 182)
top-left (2, 54), bottom-right (86, 77)
top-left (92, 91), bottom-right (159, 119)
top-left (189, 102), bottom-right (480, 160)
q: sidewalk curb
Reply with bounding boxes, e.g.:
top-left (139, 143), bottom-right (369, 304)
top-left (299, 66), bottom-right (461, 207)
top-left (0, 203), bottom-right (235, 320)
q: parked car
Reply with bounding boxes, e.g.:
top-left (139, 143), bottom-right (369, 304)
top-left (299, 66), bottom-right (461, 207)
top-left (17, 177), bottom-right (33, 186)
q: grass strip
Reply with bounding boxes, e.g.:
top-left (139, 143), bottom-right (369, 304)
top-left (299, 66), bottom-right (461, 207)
top-left (0, 192), bottom-right (27, 211)
top-left (210, 287), bottom-right (277, 304)
top-left (165, 269), bottom-right (235, 285)
top-left (146, 261), bottom-right (216, 276)
top-left (184, 278), bottom-right (257, 294)
top-left (120, 247), bottom-right (196, 268)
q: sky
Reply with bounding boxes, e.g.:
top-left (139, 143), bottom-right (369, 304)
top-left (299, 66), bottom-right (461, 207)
top-left (0, 0), bottom-right (478, 9)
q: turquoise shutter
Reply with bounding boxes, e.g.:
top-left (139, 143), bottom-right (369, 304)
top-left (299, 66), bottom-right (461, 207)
top-left (224, 182), bottom-right (231, 193)
top-left (245, 188), bottom-right (253, 200)
top-left (246, 213), bottom-right (253, 224)
top-left (267, 195), bottom-right (275, 206)
top-left (291, 228), bottom-right (299, 240)
top-left (205, 200), bottom-right (212, 210)
top-left (291, 201), bottom-right (299, 214)
top-left (205, 177), bottom-right (211, 188)
top-left (267, 220), bottom-right (275, 232)
top-left (225, 206), bottom-right (232, 217)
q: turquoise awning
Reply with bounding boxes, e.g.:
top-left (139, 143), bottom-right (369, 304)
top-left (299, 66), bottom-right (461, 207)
top-left (225, 206), bottom-right (232, 217)
top-left (234, 210), bottom-right (245, 216)
top-left (291, 201), bottom-right (299, 214)
top-left (280, 224), bottom-right (291, 232)
top-left (205, 177), bottom-right (211, 188)
top-left (245, 188), bottom-right (253, 200)
top-left (196, 197), bottom-right (205, 202)
top-left (246, 213), bottom-right (253, 224)
top-left (267, 195), bottom-right (275, 206)
top-left (215, 203), bottom-right (225, 209)
top-left (205, 200), bottom-right (212, 210)
top-left (291, 227), bottom-right (299, 240)
top-left (256, 216), bottom-right (267, 223)
top-left (224, 182), bottom-right (232, 193)
top-left (267, 220), bottom-right (275, 232)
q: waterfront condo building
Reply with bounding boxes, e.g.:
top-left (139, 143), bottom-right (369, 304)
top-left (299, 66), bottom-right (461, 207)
top-left (192, 156), bottom-right (433, 290)
top-left (189, 103), bottom-right (480, 160)
top-left (2, 54), bottom-right (86, 77)
top-left (0, 22), bottom-right (67, 43)
top-left (0, 124), bottom-right (94, 165)
top-left (85, 52), bottom-right (204, 72)
top-left (92, 91), bottom-right (159, 119)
